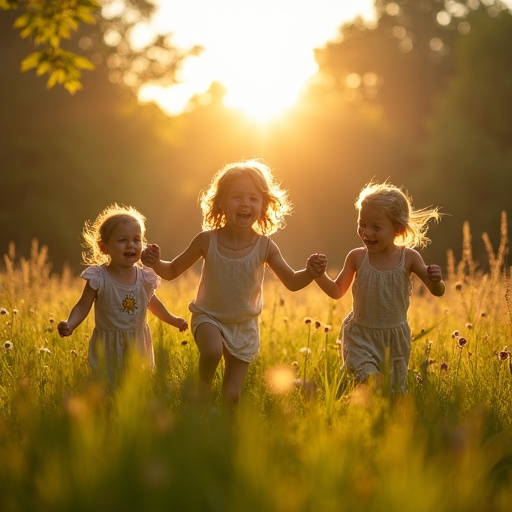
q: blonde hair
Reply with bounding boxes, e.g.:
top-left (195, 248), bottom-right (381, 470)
top-left (355, 180), bottom-right (441, 249)
top-left (199, 159), bottom-right (292, 235)
top-left (81, 203), bottom-right (147, 265)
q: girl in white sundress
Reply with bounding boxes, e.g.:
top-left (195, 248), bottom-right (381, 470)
top-left (58, 204), bottom-right (188, 386)
top-left (313, 181), bottom-right (445, 393)
top-left (142, 159), bottom-right (326, 407)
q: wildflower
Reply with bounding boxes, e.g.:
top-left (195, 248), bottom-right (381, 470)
top-left (49, 317), bottom-right (55, 324)
top-left (440, 361), bottom-right (448, 371)
top-left (465, 323), bottom-right (473, 329)
top-left (291, 361), bottom-right (299, 370)
top-left (324, 324), bottom-right (332, 333)
top-left (498, 351), bottom-right (509, 361)
top-left (293, 377), bottom-right (317, 396)
top-left (457, 337), bottom-right (468, 348)
top-left (300, 347), bottom-right (312, 356)
top-left (39, 347), bottom-right (51, 355)
top-left (0, 308), bottom-right (8, 315)
top-left (303, 317), bottom-right (312, 324)
top-left (455, 282), bottom-right (463, 291)
top-left (12, 309), bottom-right (19, 315)
top-left (480, 312), bottom-right (487, 318)
top-left (452, 330), bottom-right (460, 338)
top-left (4, 341), bottom-right (13, 352)
top-left (314, 320), bottom-right (322, 330)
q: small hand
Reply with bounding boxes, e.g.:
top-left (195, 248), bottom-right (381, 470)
top-left (141, 243), bottom-right (161, 267)
top-left (426, 264), bottom-right (443, 283)
top-left (175, 317), bottom-right (189, 332)
top-left (57, 321), bottom-right (73, 337)
top-left (307, 253), bottom-right (328, 278)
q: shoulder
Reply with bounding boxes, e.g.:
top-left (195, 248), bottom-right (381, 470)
top-left (192, 230), bottom-right (212, 251)
top-left (346, 247), bottom-right (366, 269)
top-left (404, 247), bottom-right (426, 271)
top-left (80, 265), bottom-right (104, 290)
top-left (140, 266), bottom-right (161, 289)
top-left (264, 236), bottom-right (283, 259)
top-left (404, 247), bottom-right (423, 264)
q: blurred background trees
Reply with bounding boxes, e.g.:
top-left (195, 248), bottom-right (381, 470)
top-left (1, 0), bottom-right (511, 273)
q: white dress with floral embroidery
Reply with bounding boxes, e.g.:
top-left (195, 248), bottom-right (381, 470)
top-left (81, 265), bottom-right (160, 378)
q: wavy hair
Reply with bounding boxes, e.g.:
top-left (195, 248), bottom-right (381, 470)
top-left (81, 203), bottom-right (146, 265)
top-left (199, 159), bottom-right (292, 235)
top-left (355, 180), bottom-right (442, 249)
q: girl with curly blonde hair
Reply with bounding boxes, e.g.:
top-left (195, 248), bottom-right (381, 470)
top-left (143, 159), bottom-right (325, 407)
top-left (58, 203), bottom-right (188, 386)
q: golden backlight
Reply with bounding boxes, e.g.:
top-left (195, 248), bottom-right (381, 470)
top-left (137, 0), bottom-right (375, 121)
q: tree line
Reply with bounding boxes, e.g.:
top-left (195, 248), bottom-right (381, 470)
top-left (1, 0), bottom-right (511, 273)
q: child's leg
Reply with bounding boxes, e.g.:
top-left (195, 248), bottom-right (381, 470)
top-left (194, 322), bottom-right (224, 397)
top-left (222, 350), bottom-right (250, 407)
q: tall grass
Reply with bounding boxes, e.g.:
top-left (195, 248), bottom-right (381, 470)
top-left (1, 219), bottom-right (512, 512)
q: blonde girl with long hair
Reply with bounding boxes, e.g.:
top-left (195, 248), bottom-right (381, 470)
top-left (142, 159), bottom-right (325, 407)
top-left (314, 180), bottom-right (445, 393)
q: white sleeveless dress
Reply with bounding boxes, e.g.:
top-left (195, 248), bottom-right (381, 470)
top-left (189, 230), bottom-right (270, 362)
top-left (340, 248), bottom-right (412, 392)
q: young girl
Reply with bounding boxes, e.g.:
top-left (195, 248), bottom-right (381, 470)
top-left (58, 204), bottom-right (188, 385)
top-left (142, 159), bottom-right (325, 407)
top-left (314, 180), bottom-right (445, 393)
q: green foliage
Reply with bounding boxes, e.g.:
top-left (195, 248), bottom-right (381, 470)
top-left (415, 8), bottom-right (512, 266)
top-left (4, 0), bottom-right (100, 93)
top-left (1, 226), bottom-right (512, 511)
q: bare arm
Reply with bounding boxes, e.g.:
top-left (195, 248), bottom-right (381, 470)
top-left (142, 232), bottom-right (207, 281)
top-left (57, 282), bottom-right (97, 337)
top-left (148, 294), bottom-right (188, 332)
top-left (314, 249), bottom-right (361, 300)
top-left (408, 248), bottom-right (446, 297)
top-left (266, 240), bottom-right (317, 291)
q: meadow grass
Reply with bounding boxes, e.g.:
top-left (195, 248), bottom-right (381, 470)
top-left (1, 222), bottom-right (512, 512)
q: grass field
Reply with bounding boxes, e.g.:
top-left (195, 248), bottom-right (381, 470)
top-left (1, 218), bottom-right (512, 512)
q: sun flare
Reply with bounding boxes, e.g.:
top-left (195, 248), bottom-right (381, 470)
top-left (138, 0), bottom-right (375, 121)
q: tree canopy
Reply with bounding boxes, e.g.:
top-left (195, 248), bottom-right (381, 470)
top-left (1, 0), bottom-right (201, 94)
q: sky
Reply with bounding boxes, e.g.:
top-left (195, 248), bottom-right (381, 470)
top-left (128, 0), bottom-right (512, 120)
top-left (133, 0), bottom-right (376, 119)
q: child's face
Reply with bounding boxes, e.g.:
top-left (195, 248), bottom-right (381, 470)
top-left (357, 204), bottom-right (397, 252)
top-left (221, 175), bottom-right (263, 229)
top-left (100, 219), bottom-right (143, 267)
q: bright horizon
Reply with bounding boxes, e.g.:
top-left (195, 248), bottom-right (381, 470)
top-left (131, 0), bottom-right (512, 121)
top-left (135, 0), bottom-right (375, 120)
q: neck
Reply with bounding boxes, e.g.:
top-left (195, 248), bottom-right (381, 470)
top-left (217, 228), bottom-right (257, 251)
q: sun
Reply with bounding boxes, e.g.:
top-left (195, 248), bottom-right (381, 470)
top-left (139, 0), bottom-right (375, 121)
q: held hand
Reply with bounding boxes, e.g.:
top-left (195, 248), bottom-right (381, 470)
top-left (307, 253), bottom-right (328, 278)
top-left (175, 317), bottom-right (189, 332)
top-left (426, 264), bottom-right (443, 283)
top-left (57, 321), bottom-right (73, 337)
top-left (141, 243), bottom-right (161, 267)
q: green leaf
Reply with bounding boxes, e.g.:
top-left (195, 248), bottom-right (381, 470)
top-left (20, 52), bottom-right (43, 72)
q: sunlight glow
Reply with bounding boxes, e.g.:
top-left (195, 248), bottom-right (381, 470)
top-left (137, 0), bottom-right (375, 120)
